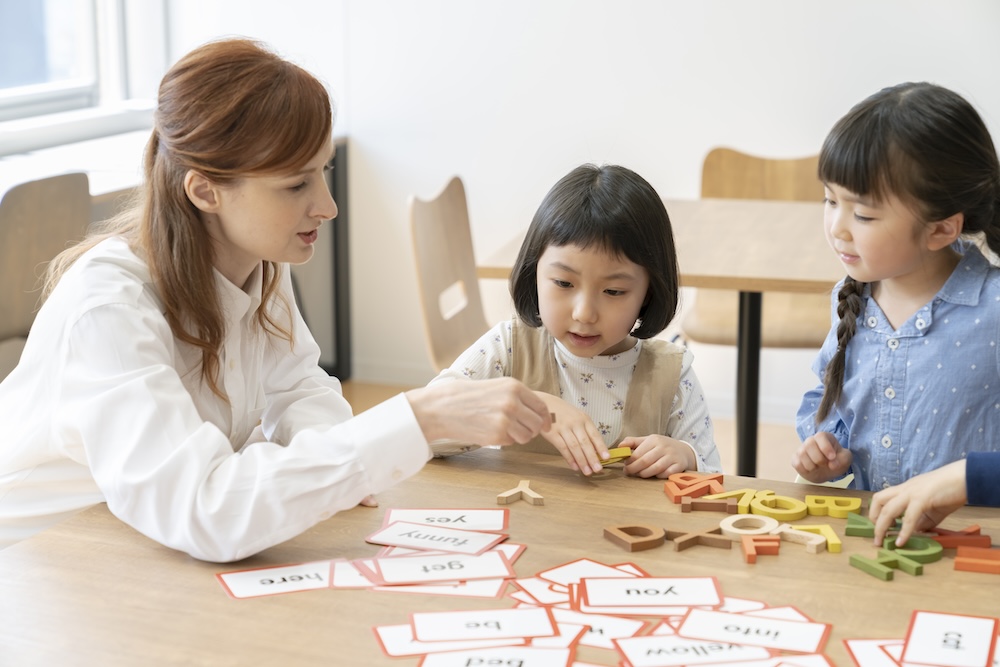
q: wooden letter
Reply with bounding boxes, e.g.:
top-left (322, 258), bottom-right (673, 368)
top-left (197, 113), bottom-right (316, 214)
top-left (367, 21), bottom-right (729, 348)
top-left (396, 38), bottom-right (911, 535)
top-left (792, 524), bottom-right (842, 553)
top-left (703, 488), bottom-right (757, 514)
top-left (741, 535), bottom-right (781, 564)
top-left (603, 524), bottom-right (666, 552)
top-left (719, 514), bottom-right (780, 539)
top-left (805, 495), bottom-right (863, 518)
top-left (749, 491), bottom-right (808, 521)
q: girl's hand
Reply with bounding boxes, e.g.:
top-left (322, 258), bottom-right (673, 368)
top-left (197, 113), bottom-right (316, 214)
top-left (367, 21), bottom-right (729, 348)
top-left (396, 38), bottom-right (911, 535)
top-left (619, 435), bottom-right (696, 479)
top-left (536, 393), bottom-right (609, 476)
top-left (869, 459), bottom-right (968, 547)
top-left (406, 378), bottom-right (552, 446)
top-left (791, 432), bottom-right (852, 483)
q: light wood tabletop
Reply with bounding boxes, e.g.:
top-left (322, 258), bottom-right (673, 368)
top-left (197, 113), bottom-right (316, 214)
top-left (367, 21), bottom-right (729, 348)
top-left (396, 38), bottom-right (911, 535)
top-left (0, 447), bottom-right (996, 666)
top-left (477, 197), bottom-right (844, 478)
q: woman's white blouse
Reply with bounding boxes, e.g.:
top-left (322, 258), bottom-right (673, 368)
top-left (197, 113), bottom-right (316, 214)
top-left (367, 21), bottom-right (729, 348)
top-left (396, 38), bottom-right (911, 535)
top-left (0, 237), bottom-right (430, 561)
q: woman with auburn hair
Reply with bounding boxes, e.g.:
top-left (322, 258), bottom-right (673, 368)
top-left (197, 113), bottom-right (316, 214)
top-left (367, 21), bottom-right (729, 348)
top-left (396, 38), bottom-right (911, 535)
top-left (0, 39), bottom-right (550, 562)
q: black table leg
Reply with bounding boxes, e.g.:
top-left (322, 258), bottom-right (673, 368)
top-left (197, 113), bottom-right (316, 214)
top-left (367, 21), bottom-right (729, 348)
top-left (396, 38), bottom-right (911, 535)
top-left (736, 291), bottom-right (762, 477)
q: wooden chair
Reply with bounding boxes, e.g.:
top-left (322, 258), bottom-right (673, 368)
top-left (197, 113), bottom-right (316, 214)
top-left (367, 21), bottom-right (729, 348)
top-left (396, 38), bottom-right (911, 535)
top-left (409, 176), bottom-right (490, 373)
top-left (679, 148), bottom-right (831, 348)
top-left (0, 173), bottom-right (92, 379)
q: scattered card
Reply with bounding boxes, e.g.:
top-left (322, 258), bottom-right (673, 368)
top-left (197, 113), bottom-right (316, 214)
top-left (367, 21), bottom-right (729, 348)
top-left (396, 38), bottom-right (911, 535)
top-left (216, 561), bottom-right (332, 599)
top-left (676, 608), bottom-right (831, 654)
top-left (366, 521), bottom-right (507, 555)
top-left (901, 611), bottom-right (998, 667)
top-left (382, 508), bottom-right (510, 532)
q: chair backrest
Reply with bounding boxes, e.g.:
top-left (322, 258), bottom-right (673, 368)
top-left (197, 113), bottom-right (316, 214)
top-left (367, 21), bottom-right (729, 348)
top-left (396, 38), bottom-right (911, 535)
top-left (0, 172), bottom-right (92, 348)
top-left (409, 176), bottom-right (490, 373)
top-left (701, 147), bottom-right (823, 202)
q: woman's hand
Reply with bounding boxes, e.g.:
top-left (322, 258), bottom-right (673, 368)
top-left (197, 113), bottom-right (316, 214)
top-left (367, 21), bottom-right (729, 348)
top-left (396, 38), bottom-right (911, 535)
top-left (619, 435), bottom-right (696, 479)
top-left (405, 378), bottom-right (551, 446)
top-left (791, 432), bottom-right (852, 483)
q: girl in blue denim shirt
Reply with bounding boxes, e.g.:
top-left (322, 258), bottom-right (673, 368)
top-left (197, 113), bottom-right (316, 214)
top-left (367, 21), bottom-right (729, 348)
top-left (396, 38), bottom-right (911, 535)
top-left (794, 82), bottom-right (1000, 491)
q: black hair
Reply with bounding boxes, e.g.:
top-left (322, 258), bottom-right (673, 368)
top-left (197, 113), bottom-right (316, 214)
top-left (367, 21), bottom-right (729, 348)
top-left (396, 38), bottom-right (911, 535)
top-left (817, 82), bottom-right (1000, 422)
top-left (509, 164), bottom-right (679, 339)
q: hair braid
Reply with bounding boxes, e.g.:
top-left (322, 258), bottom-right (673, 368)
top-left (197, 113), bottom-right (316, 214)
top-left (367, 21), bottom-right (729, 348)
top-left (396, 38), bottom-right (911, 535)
top-left (816, 277), bottom-right (865, 422)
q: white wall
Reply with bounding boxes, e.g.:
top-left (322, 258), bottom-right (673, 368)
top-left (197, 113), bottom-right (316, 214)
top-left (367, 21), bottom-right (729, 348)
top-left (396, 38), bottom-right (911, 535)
top-left (166, 0), bottom-right (1000, 423)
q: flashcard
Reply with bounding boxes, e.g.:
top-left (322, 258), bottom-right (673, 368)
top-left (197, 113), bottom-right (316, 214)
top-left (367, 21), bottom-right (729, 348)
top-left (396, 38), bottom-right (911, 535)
top-left (382, 508), bottom-right (510, 532)
top-left (679, 658), bottom-right (833, 667)
top-left (359, 550), bottom-right (515, 586)
top-left (569, 582), bottom-right (693, 616)
top-left (216, 560), bottom-right (331, 599)
top-left (411, 606), bottom-right (558, 642)
top-left (580, 576), bottom-right (722, 609)
top-left (372, 578), bottom-right (510, 598)
top-left (901, 611), bottom-right (998, 667)
top-left (372, 624), bottom-right (525, 657)
top-left (676, 608), bottom-right (831, 654)
top-left (650, 620), bottom-right (677, 635)
top-left (537, 558), bottom-right (642, 586)
top-left (615, 562), bottom-right (650, 576)
top-left (376, 545), bottom-right (446, 557)
top-left (330, 559), bottom-right (374, 588)
top-left (550, 607), bottom-right (647, 649)
top-left (417, 646), bottom-right (572, 667)
top-left (713, 597), bottom-right (769, 613)
top-left (493, 542), bottom-right (527, 564)
top-left (510, 590), bottom-right (541, 605)
top-left (529, 623), bottom-right (586, 649)
top-left (513, 577), bottom-right (571, 605)
top-left (844, 639), bottom-right (905, 667)
top-left (743, 606), bottom-right (813, 622)
top-left (614, 634), bottom-right (772, 666)
top-left (366, 521), bottom-right (507, 555)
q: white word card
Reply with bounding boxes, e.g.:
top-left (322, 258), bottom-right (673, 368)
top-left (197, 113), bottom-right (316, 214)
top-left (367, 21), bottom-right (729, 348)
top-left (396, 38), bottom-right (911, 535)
top-left (383, 507), bottom-right (510, 532)
top-left (417, 646), bottom-right (571, 667)
top-left (367, 520), bottom-right (507, 555)
top-left (216, 560), bottom-right (331, 599)
top-left (676, 608), bottom-right (830, 654)
top-left (614, 634), bottom-right (772, 667)
top-left (550, 607), bottom-right (646, 650)
top-left (372, 624), bottom-right (524, 657)
top-left (901, 611), bottom-right (998, 667)
top-left (537, 558), bottom-right (643, 586)
top-left (696, 657), bottom-right (834, 667)
top-left (580, 576), bottom-right (722, 609)
top-left (412, 606), bottom-right (557, 642)
top-left (361, 550), bottom-right (514, 586)
top-left (372, 578), bottom-right (509, 599)
top-left (844, 638), bottom-right (905, 667)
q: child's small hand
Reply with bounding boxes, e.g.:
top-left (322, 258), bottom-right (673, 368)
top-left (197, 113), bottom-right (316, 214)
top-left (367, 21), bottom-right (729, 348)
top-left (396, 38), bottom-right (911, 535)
top-left (869, 459), bottom-right (968, 547)
top-left (790, 432), bottom-right (852, 483)
top-left (619, 435), bottom-right (696, 479)
top-left (537, 393), bottom-right (609, 475)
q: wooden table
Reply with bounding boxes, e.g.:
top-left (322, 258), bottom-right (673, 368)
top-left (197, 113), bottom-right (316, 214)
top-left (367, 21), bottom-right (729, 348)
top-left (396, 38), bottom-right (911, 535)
top-left (478, 198), bottom-right (844, 476)
top-left (1, 448), bottom-right (996, 666)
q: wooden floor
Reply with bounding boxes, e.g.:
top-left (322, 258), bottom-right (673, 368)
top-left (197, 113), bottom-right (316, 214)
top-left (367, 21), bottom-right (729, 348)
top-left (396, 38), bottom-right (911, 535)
top-left (339, 380), bottom-right (801, 481)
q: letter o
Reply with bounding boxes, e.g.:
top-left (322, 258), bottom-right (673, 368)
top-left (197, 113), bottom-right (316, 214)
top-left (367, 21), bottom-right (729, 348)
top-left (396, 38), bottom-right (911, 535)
top-left (719, 514), bottom-right (780, 538)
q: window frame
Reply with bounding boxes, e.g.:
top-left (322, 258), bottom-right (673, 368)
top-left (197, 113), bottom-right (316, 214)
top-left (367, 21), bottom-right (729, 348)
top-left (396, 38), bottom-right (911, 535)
top-left (0, 0), bottom-right (166, 157)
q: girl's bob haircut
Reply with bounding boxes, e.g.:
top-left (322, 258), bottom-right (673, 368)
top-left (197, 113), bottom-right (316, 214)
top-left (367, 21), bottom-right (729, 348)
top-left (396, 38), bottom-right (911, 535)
top-left (509, 163), bottom-right (679, 339)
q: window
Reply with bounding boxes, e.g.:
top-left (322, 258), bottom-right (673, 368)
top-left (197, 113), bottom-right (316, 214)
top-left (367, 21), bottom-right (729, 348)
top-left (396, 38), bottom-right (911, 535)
top-left (0, 0), bottom-right (165, 156)
top-left (0, 0), bottom-right (98, 122)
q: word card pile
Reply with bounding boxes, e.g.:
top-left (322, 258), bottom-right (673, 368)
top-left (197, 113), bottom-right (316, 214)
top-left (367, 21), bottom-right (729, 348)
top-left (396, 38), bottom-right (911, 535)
top-left (216, 504), bottom-right (999, 666)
